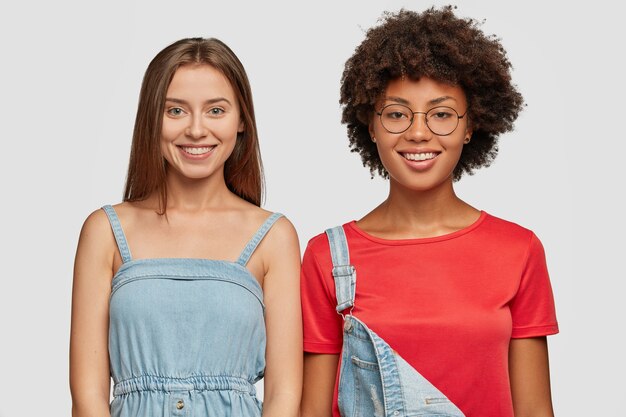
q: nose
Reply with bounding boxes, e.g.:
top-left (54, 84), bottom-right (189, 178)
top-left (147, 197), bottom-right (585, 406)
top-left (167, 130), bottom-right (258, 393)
top-left (185, 114), bottom-right (208, 139)
top-left (404, 112), bottom-right (432, 142)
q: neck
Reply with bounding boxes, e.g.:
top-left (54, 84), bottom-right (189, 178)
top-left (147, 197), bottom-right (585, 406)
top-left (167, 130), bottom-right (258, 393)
top-left (162, 168), bottom-right (233, 212)
top-left (384, 177), bottom-right (464, 222)
top-left (358, 176), bottom-right (479, 239)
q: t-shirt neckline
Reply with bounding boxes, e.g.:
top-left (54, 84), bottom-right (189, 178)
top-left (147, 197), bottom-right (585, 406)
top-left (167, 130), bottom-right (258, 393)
top-left (347, 210), bottom-right (488, 245)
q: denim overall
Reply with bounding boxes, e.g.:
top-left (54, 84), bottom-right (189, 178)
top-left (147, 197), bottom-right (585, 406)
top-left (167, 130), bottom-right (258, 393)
top-left (326, 226), bottom-right (465, 417)
top-left (103, 205), bottom-right (282, 417)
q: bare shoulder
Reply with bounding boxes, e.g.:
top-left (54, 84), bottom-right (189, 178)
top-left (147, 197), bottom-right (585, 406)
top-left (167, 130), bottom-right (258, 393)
top-left (79, 208), bottom-right (113, 244)
top-left (264, 215), bottom-right (300, 267)
top-left (108, 201), bottom-right (147, 223)
top-left (259, 213), bottom-right (300, 285)
top-left (75, 207), bottom-right (116, 270)
top-left (234, 200), bottom-right (297, 242)
top-left (266, 212), bottom-right (299, 246)
top-left (243, 206), bottom-right (299, 257)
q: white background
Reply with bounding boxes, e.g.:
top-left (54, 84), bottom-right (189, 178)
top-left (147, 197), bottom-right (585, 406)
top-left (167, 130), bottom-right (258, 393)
top-left (0, 1), bottom-right (623, 416)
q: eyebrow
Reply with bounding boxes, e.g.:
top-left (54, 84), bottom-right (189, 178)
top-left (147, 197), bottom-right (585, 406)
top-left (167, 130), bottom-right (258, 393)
top-left (385, 96), bottom-right (411, 105)
top-left (384, 95), bottom-right (458, 106)
top-left (428, 95), bottom-right (457, 105)
top-left (164, 97), bottom-right (232, 106)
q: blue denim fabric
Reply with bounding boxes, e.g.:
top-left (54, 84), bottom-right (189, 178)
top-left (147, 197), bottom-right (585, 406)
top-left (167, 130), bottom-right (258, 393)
top-left (102, 205), bottom-right (282, 417)
top-left (326, 226), bottom-right (465, 417)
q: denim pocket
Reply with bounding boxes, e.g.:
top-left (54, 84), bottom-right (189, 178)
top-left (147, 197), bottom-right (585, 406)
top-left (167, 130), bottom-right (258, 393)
top-left (351, 356), bottom-right (379, 371)
top-left (349, 356), bottom-right (385, 417)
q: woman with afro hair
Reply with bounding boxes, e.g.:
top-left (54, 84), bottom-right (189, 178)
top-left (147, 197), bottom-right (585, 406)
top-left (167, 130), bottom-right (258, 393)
top-left (300, 6), bottom-right (558, 417)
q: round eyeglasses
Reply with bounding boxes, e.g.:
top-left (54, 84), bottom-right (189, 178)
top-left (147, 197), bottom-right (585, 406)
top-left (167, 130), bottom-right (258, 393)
top-left (376, 104), bottom-right (468, 136)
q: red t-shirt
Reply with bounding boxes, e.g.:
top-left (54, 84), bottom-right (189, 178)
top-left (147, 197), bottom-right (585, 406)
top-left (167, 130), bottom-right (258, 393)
top-left (301, 212), bottom-right (558, 417)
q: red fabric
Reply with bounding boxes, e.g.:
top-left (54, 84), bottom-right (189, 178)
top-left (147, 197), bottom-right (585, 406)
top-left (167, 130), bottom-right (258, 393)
top-left (301, 212), bottom-right (558, 417)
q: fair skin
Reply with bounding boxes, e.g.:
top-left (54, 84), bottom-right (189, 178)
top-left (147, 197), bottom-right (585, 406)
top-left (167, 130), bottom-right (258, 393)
top-left (301, 77), bottom-right (553, 417)
top-left (70, 64), bottom-right (302, 417)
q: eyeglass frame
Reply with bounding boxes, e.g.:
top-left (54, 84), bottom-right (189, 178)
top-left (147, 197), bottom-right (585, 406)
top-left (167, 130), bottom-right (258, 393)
top-left (375, 104), bottom-right (469, 136)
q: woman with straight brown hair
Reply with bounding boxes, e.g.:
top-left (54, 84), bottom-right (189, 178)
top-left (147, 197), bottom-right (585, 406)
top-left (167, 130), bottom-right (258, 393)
top-left (70, 38), bottom-right (302, 417)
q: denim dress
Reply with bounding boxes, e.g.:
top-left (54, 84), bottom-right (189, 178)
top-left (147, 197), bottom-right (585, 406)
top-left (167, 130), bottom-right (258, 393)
top-left (325, 226), bottom-right (465, 417)
top-left (102, 205), bottom-right (282, 417)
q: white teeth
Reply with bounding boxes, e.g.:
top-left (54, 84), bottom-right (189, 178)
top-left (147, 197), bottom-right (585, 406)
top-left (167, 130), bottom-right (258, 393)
top-left (403, 152), bottom-right (438, 161)
top-left (181, 146), bottom-right (214, 155)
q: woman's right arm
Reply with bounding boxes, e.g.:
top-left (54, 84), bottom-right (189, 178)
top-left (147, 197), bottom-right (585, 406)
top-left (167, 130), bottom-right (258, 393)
top-left (301, 353), bottom-right (339, 417)
top-left (299, 237), bottom-right (343, 417)
top-left (70, 210), bottom-right (115, 417)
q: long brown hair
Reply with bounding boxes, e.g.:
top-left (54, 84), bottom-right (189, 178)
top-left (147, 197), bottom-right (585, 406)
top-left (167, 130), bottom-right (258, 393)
top-left (123, 38), bottom-right (264, 211)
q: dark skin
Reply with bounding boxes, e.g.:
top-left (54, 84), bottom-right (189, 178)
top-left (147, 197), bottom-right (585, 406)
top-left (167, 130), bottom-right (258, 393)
top-left (301, 77), bottom-right (554, 417)
top-left (340, 7), bottom-right (524, 182)
top-left (302, 339), bottom-right (554, 417)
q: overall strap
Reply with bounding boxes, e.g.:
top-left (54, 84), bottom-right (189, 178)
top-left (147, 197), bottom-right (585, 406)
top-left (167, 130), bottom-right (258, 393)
top-left (325, 226), bottom-right (356, 314)
top-left (101, 205), bottom-right (132, 263)
top-left (236, 213), bottom-right (284, 266)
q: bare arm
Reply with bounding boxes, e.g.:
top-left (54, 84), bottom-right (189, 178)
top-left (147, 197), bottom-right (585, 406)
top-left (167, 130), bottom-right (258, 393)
top-left (509, 337), bottom-right (554, 417)
top-left (261, 218), bottom-right (303, 417)
top-left (301, 353), bottom-right (339, 417)
top-left (69, 210), bottom-right (115, 417)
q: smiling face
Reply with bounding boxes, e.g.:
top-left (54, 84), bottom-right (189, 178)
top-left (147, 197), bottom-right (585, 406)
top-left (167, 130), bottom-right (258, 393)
top-left (369, 77), bottom-right (471, 192)
top-left (160, 64), bottom-right (243, 182)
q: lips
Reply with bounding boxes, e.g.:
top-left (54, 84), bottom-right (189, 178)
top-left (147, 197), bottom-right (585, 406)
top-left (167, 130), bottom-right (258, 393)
top-left (401, 151), bottom-right (439, 161)
top-left (177, 145), bottom-right (216, 155)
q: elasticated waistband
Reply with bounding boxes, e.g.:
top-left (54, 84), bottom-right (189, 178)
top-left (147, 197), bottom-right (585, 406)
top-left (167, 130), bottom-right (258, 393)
top-left (113, 374), bottom-right (257, 396)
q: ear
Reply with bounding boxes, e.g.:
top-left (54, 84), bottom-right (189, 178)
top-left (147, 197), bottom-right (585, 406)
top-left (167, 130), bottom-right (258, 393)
top-left (368, 118), bottom-right (376, 143)
top-left (464, 119), bottom-right (474, 143)
top-left (238, 120), bottom-right (245, 133)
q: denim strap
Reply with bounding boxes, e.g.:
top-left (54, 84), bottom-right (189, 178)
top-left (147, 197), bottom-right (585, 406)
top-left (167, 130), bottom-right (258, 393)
top-left (325, 226), bottom-right (356, 313)
top-left (102, 205), bottom-right (132, 263)
top-left (236, 213), bottom-right (284, 266)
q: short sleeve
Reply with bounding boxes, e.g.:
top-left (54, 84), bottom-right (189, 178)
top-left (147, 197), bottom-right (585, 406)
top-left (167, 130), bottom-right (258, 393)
top-left (510, 233), bottom-right (559, 338)
top-left (300, 236), bottom-right (343, 353)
